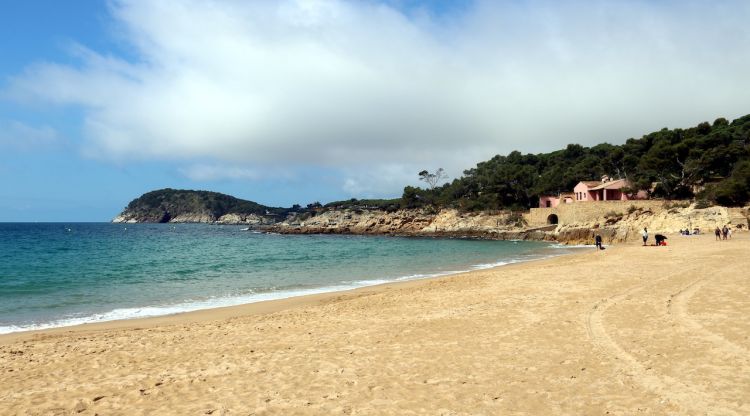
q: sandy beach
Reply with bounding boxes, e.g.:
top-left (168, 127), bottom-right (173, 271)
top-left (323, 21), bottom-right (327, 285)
top-left (1, 233), bottom-right (748, 415)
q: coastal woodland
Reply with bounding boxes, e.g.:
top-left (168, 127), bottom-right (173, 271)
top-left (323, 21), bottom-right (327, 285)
top-left (334, 113), bottom-right (750, 211)
top-left (123, 114), bottom-right (750, 222)
top-left (403, 114), bottom-right (750, 210)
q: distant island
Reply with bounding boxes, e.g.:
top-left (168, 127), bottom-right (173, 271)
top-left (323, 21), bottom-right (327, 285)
top-left (112, 188), bottom-right (288, 224)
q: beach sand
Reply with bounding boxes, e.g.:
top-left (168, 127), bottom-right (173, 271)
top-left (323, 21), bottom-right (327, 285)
top-left (1, 233), bottom-right (748, 415)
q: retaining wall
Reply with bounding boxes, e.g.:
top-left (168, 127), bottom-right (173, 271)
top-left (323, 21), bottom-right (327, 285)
top-left (524, 200), bottom-right (668, 226)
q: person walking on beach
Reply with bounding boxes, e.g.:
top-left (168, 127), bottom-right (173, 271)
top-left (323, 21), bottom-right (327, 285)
top-left (722, 225), bottom-right (729, 240)
top-left (642, 227), bottom-right (648, 246)
top-left (595, 234), bottom-right (604, 250)
top-left (715, 227), bottom-right (722, 241)
top-left (727, 227), bottom-right (733, 239)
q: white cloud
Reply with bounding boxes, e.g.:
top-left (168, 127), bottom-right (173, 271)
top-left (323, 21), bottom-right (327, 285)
top-left (178, 164), bottom-right (262, 181)
top-left (0, 120), bottom-right (60, 150)
top-left (341, 163), bottom-right (429, 197)
top-left (178, 163), bottom-right (302, 183)
top-left (6, 0), bottom-right (750, 195)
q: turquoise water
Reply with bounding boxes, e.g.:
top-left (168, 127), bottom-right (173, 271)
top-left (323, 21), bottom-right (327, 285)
top-left (0, 223), bottom-right (577, 333)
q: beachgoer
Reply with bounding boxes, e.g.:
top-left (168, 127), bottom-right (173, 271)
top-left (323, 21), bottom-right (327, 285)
top-left (642, 227), bottom-right (648, 246)
top-left (727, 227), bottom-right (732, 239)
top-left (715, 227), bottom-right (722, 241)
top-left (595, 234), bottom-right (603, 250)
top-left (655, 234), bottom-right (667, 246)
top-left (722, 226), bottom-right (729, 240)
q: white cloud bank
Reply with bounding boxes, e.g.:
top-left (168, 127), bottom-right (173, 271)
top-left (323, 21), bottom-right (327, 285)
top-left (6, 0), bottom-right (750, 194)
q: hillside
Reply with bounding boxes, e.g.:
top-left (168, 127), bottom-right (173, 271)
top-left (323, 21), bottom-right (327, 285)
top-left (405, 114), bottom-right (750, 210)
top-left (112, 188), bottom-right (285, 224)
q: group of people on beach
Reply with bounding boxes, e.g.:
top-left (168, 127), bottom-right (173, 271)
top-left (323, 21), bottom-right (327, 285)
top-left (641, 227), bottom-right (667, 246)
top-left (714, 225), bottom-right (732, 240)
top-left (594, 222), bottom-right (739, 252)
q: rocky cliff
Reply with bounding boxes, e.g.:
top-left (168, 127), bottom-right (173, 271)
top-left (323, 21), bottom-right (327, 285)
top-left (271, 208), bottom-right (553, 240)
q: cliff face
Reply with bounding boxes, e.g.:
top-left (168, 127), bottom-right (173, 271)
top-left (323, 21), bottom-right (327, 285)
top-left (273, 205), bottom-right (748, 244)
top-left (112, 189), bottom-right (280, 224)
top-left (272, 208), bottom-right (555, 240)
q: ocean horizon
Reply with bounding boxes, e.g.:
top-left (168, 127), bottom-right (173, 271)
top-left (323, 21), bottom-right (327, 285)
top-left (0, 223), bottom-right (582, 334)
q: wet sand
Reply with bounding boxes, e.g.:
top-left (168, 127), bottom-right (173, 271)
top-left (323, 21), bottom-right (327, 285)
top-left (1, 233), bottom-right (749, 415)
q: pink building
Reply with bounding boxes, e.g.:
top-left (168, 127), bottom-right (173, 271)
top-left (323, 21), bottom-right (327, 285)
top-left (540, 177), bottom-right (647, 207)
top-left (539, 192), bottom-right (574, 208)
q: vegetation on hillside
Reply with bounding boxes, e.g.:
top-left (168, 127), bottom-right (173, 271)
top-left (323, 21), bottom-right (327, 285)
top-left (323, 198), bottom-right (402, 212)
top-left (404, 114), bottom-right (750, 210)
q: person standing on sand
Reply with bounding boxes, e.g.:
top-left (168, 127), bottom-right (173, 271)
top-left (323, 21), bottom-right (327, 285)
top-left (595, 234), bottom-right (603, 250)
top-left (722, 225), bottom-right (729, 240)
top-left (642, 227), bottom-right (648, 246)
top-left (727, 227), bottom-right (732, 239)
top-left (715, 227), bottom-right (722, 241)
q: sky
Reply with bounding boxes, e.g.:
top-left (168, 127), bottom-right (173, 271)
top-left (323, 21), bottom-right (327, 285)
top-left (1, 0), bottom-right (749, 221)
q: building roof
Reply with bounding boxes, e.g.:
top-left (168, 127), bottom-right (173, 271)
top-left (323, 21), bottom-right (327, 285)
top-left (589, 178), bottom-right (629, 190)
top-left (579, 181), bottom-right (603, 188)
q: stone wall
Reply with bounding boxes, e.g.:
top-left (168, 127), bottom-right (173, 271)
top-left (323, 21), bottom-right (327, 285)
top-left (524, 200), bottom-right (669, 227)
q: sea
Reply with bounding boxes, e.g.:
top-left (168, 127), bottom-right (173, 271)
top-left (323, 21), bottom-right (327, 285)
top-left (0, 223), bottom-right (581, 334)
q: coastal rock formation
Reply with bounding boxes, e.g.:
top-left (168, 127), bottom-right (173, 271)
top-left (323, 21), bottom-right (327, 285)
top-left (271, 208), bottom-right (544, 239)
top-left (215, 213), bottom-right (272, 225)
top-left (114, 188), bottom-right (748, 244)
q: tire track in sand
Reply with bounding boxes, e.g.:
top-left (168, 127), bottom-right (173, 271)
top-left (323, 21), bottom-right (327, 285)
top-left (668, 275), bottom-right (750, 359)
top-left (585, 270), bottom-right (742, 415)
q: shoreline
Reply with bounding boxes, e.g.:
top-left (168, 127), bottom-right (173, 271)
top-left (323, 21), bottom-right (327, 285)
top-left (0, 246), bottom-right (584, 343)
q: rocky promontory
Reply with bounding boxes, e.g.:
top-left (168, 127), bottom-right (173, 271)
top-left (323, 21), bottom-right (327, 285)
top-left (112, 188), bottom-right (284, 224)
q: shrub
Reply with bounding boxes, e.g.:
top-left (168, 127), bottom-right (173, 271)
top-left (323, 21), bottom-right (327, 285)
top-left (663, 201), bottom-right (690, 210)
top-left (694, 199), bottom-right (712, 209)
top-left (503, 211), bottom-right (528, 227)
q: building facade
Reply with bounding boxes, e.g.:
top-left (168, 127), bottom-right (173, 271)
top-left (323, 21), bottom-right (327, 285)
top-left (540, 177), bottom-right (647, 208)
